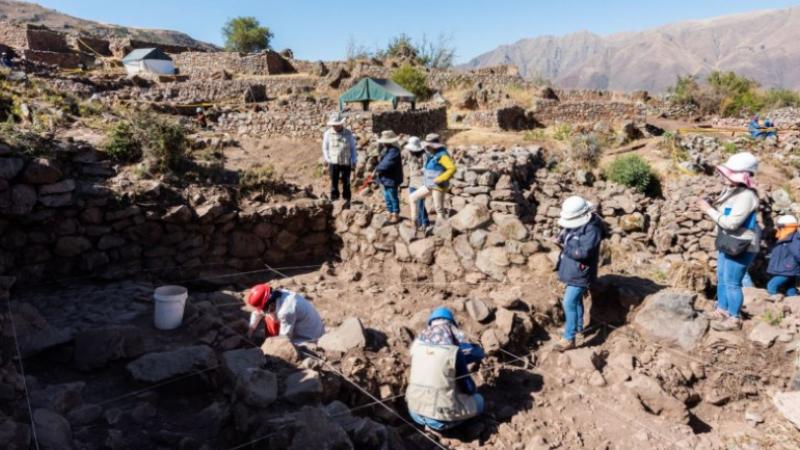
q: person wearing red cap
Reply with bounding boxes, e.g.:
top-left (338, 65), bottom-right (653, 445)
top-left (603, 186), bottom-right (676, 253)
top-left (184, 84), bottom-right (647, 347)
top-left (246, 283), bottom-right (325, 344)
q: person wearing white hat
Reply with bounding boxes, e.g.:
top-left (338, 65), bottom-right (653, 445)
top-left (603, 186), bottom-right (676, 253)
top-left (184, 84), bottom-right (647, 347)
top-left (374, 130), bottom-right (404, 222)
top-left (553, 196), bottom-right (604, 352)
top-left (408, 133), bottom-right (456, 226)
top-left (322, 112), bottom-right (357, 209)
top-left (402, 136), bottom-right (430, 229)
top-left (766, 214), bottom-right (800, 300)
top-left (696, 151), bottom-right (761, 331)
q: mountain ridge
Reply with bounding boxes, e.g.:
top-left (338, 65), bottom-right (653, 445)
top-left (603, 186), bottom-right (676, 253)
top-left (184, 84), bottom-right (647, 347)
top-left (462, 6), bottom-right (800, 92)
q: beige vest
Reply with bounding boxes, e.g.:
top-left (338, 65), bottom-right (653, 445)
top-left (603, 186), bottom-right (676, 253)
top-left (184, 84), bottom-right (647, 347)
top-left (405, 341), bottom-right (479, 422)
top-left (326, 129), bottom-right (352, 166)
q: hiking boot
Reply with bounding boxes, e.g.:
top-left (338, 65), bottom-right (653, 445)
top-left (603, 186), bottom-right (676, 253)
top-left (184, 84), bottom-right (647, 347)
top-left (703, 309), bottom-right (728, 321)
top-left (711, 317), bottom-right (742, 331)
top-left (553, 337), bottom-right (576, 352)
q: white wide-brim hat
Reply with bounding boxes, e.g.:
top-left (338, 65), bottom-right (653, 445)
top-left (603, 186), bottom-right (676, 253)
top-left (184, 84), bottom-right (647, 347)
top-left (327, 112), bottom-right (346, 126)
top-left (403, 136), bottom-right (424, 153)
top-left (558, 196), bottom-right (594, 229)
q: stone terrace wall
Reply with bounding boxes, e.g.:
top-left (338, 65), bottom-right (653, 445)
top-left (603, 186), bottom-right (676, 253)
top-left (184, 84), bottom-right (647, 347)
top-left (531, 99), bottom-right (647, 126)
top-left (130, 77), bottom-right (319, 103)
top-left (109, 38), bottom-right (207, 58)
top-left (173, 51), bottom-right (295, 77)
top-left (371, 107), bottom-right (447, 136)
top-left (216, 105), bottom-right (446, 140)
top-left (0, 149), bottom-right (332, 285)
top-left (23, 25), bottom-right (71, 53)
top-left (72, 35), bottom-right (112, 57)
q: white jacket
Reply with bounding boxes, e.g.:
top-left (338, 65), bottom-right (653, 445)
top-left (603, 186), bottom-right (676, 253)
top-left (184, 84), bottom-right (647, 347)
top-left (249, 290), bottom-right (325, 343)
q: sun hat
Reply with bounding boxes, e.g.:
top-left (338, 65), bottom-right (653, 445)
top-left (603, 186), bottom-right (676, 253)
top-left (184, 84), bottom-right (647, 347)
top-left (777, 215), bottom-right (798, 227)
top-left (716, 152), bottom-right (758, 188)
top-left (558, 196), bottom-right (594, 229)
top-left (377, 130), bottom-right (399, 145)
top-left (403, 136), bottom-right (424, 153)
top-left (422, 133), bottom-right (445, 149)
top-left (327, 112), bottom-right (346, 126)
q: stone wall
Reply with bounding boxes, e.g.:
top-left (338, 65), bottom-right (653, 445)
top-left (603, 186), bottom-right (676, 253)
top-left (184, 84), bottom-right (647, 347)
top-left (138, 78), bottom-right (318, 103)
top-left (0, 21), bottom-right (28, 49)
top-left (0, 149), bottom-right (332, 285)
top-left (371, 107), bottom-right (447, 136)
top-left (23, 25), bottom-right (71, 53)
top-left (73, 34), bottom-right (112, 57)
top-left (21, 49), bottom-right (88, 69)
top-left (173, 51), bottom-right (295, 78)
top-left (109, 38), bottom-right (208, 58)
top-left (465, 100), bottom-right (647, 129)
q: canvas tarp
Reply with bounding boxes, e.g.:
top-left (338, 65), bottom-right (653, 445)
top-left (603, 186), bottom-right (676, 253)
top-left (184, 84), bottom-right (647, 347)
top-left (339, 78), bottom-right (416, 110)
top-left (123, 59), bottom-right (175, 76)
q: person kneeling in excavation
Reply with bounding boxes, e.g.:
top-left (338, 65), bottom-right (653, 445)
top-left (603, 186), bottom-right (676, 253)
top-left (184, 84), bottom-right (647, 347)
top-left (406, 307), bottom-right (485, 431)
top-left (766, 215), bottom-right (800, 300)
top-left (553, 196), bottom-right (604, 352)
top-left (245, 284), bottom-right (325, 344)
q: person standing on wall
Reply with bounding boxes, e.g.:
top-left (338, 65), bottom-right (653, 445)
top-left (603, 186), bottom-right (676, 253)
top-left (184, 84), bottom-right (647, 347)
top-left (374, 130), bottom-right (404, 223)
top-left (408, 134), bottom-right (456, 226)
top-left (322, 112), bottom-right (357, 209)
top-left (402, 136), bottom-right (431, 230)
top-left (553, 196), bottom-right (604, 352)
top-left (696, 152), bottom-right (761, 331)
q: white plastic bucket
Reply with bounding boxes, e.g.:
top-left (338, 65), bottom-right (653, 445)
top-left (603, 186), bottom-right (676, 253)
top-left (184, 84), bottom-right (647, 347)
top-left (153, 285), bottom-right (188, 330)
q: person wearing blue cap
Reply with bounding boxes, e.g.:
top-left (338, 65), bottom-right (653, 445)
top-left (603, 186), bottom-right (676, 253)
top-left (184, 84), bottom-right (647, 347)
top-left (405, 307), bottom-right (485, 431)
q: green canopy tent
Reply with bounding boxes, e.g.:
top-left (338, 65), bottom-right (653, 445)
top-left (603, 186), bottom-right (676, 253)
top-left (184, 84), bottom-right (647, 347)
top-left (339, 78), bottom-right (416, 111)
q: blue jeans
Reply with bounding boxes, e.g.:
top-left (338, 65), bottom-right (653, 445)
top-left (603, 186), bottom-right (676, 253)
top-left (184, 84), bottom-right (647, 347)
top-left (716, 251), bottom-right (757, 318)
top-left (562, 285), bottom-right (586, 341)
top-left (742, 271), bottom-right (754, 288)
top-left (409, 187), bottom-right (430, 227)
top-left (382, 186), bottom-right (399, 213)
top-left (409, 394), bottom-right (484, 431)
top-left (767, 275), bottom-right (799, 296)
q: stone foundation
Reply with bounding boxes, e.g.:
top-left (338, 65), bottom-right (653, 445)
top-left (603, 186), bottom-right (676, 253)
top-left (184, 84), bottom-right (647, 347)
top-left (0, 151), bottom-right (332, 285)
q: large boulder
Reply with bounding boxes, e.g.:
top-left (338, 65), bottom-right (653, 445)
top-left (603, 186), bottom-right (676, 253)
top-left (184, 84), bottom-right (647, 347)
top-left (283, 369), bottom-right (323, 404)
top-left (773, 391), bottom-right (800, 430)
top-left (450, 204), bottom-right (491, 232)
top-left (261, 335), bottom-right (300, 363)
top-left (33, 409), bottom-right (72, 450)
top-left (624, 374), bottom-right (689, 424)
top-left (289, 406), bottom-right (353, 450)
top-left (632, 291), bottom-right (708, 350)
top-left (494, 214), bottom-right (528, 240)
top-left (408, 238), bottom-right (436, 265)
top-left (0, 157), bottom-right (24, 179)
top-left (126, 345), bottom-right (217, 383)
top-left (475, 247), bottom-right (510, 281)
top-left (318, 317), bottom-right (366, 354)
top-left (23, 158), bottom-right (62, 184)
top-left (234, 368), bottom-right (278, 408)
top-left (222, 348), bottom-right (265, 384)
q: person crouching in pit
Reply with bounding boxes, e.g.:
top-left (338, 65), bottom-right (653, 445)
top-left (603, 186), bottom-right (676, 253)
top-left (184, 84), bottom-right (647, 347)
top-left (245, 283), bottom-right (325, 344)
top-left (766, 215), bottom-right (800, 301)
top-left (553, 196), bottom-right (604, 352)
top-left (406, 307), bottom-right (485, 432)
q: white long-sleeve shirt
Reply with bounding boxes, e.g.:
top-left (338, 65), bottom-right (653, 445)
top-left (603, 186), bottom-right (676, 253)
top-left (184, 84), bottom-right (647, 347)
top-left (249, 290), bottom-right (325, 343)
top-left (703, 186), bottom-right (761, 252)
top-left (322, 128), bottom-right (357, 166)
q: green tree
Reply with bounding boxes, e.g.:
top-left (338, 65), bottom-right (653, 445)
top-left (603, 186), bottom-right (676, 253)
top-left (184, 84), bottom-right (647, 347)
top-left (222, 17), bottom-right (273, 53)
top-left (392, 64), bottom-right (431, 100)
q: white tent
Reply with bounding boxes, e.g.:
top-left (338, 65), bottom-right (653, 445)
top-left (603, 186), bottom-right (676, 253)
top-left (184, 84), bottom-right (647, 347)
top-left (122, 48), bottom-right (175, 77)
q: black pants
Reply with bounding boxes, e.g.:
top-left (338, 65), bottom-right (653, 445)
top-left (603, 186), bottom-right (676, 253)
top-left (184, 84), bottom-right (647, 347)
top-left (329, 164), bottom-right (351, 201)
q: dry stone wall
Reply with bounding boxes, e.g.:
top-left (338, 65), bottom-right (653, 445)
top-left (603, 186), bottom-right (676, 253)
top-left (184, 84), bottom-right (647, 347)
top-left (0, 148), bottom-right (332, 285)
top-left (173, 51), bottom-right (295, 78)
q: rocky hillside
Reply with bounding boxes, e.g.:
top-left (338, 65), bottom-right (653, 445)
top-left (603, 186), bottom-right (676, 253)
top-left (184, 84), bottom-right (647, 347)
top-left (0, 0), bottom-right (216, 50)
top-left (463, 7), bottom-right (800, 92)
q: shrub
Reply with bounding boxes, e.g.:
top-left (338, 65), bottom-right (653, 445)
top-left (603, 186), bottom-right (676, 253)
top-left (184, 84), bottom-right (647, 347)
top-left (568, 133), bottom-right (603, 166)
top-left (135, 114), bottom-right (188, 173)
top-left (391, 64), bottom-right (431, 100)
top-left (551, 123), bottom-right (572, 141)
top-left (604, 154), bottom-right (659, 195)
top-left (104, 121), bottom-right (141, 162)
top-left (222, 17), bottom-right (273, 53)
top-left (762, 88), bottom-right (800, 110)
top-left (239, 165), bottom-right (280, 191)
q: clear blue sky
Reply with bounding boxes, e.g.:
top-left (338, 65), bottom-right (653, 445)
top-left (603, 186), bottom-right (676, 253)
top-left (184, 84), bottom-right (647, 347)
top-left (34, 0), bottom-right (800, 62)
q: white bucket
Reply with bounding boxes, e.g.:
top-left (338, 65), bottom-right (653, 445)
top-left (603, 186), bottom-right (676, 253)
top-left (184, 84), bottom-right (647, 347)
top-left (153, 285), bottom-right (188, 330)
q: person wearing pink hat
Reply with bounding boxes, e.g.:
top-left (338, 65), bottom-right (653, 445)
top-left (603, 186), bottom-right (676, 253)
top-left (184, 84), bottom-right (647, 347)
top-left (696, 152), bottom-right (761, 331)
